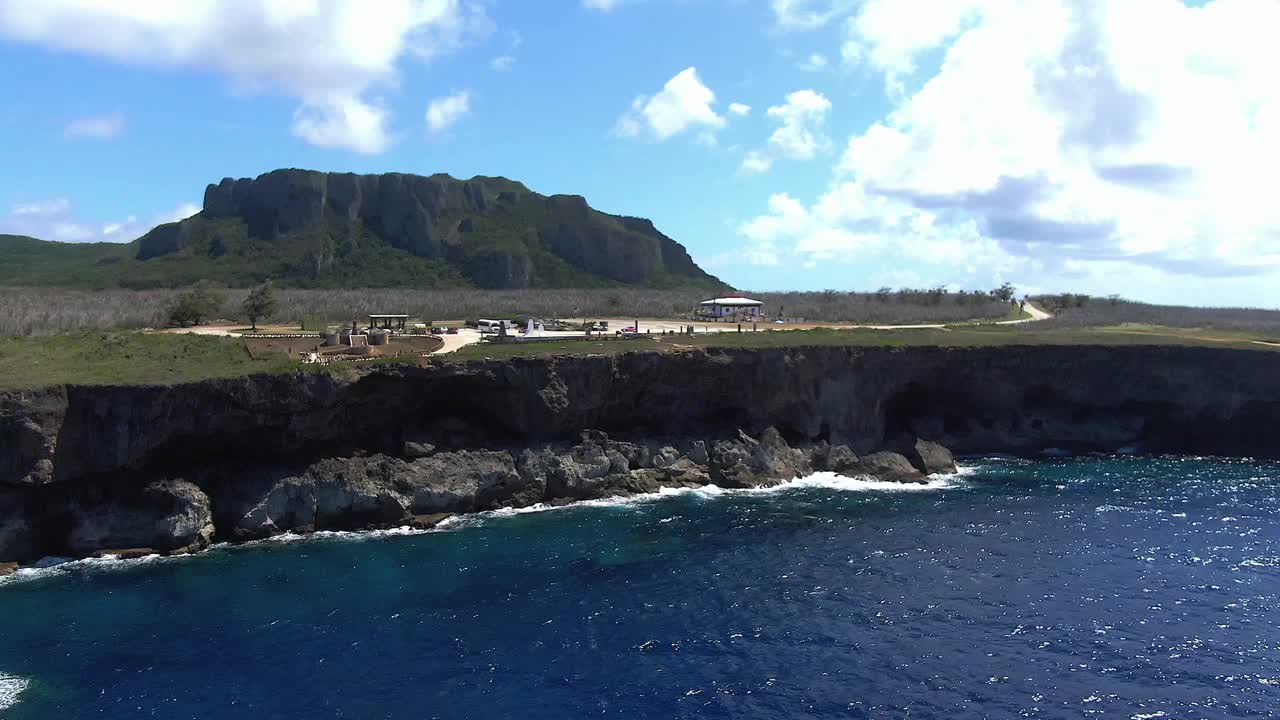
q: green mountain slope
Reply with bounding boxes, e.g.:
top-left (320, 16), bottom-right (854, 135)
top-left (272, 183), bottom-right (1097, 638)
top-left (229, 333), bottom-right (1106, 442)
top-left (0, 169), bottom-right (727, 290)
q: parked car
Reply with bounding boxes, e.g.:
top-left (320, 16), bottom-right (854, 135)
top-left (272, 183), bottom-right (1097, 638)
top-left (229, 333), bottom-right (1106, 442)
top-left (616, 326), bottom-right (638, 335)
top-left (445, 327), bottom-right (458, 335)
top-left (430, 326), bottom-right (445, 335)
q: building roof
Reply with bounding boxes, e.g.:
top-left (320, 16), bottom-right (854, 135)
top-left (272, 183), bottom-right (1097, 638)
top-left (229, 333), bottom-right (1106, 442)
top-left (700, 297), bottom-right (763, 307)
top-left (368, 314), bottom-right (410, 319)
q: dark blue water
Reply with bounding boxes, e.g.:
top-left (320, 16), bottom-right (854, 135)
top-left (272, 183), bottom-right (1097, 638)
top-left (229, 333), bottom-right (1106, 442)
top-left (3, 456), bottom-right (1279, 719)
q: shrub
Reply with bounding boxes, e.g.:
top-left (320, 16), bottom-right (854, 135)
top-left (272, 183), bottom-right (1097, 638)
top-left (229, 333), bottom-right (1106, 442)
top-left (167, 282), bottom-right (224, 327)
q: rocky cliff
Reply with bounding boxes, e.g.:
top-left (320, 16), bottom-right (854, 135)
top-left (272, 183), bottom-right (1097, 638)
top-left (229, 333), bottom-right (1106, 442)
top-left (2, 344), bottom-right (1277, 564)
top-left (129, 169), bottom-right (725, 289)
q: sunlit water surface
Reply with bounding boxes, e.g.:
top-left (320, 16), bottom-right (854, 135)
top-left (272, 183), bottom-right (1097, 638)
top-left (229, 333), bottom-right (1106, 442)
top-left (2, 456), bottom-right (1279, 719)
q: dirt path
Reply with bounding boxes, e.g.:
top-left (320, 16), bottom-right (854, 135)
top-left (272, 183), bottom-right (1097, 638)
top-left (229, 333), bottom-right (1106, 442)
top-left (995, 302), bottom-right (1051, 325)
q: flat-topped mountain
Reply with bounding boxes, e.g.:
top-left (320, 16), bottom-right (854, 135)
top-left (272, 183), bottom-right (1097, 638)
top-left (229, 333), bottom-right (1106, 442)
top-left (0, 169), bottom-right (726, 290)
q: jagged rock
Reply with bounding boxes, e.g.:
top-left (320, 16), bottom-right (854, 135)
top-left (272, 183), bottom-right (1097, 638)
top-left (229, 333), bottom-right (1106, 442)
top-left (686, 440), bottom-right (709, 465)
top-left (403, 441), bottom-right (436, 459)
top-left (658, 458), bottom-right (711, 485)
top-left (813, 443), bottom-right (861, 474)
top-left (92, 548), bottom-right (157, 560)
top-left (410, 513), bottom-right (454, 529)
top-left (67, 479), bottom-right (214, 555)
top-left (651, 446), bottom-right (682, 468)
top-left (400, 451), bottom-right (530, 512)
top-left (851, 452), bottom-right (926, 483)
top-left (216, 451), bottom-right (529, 539)
top-left (0, 561), bottom-right (16, 576)
top-left (0, 387), bottom-right (64, 487)
top-left (710, 428), bottom-right (810, 488)
top-left (907, 438), bottom-right (957, 475)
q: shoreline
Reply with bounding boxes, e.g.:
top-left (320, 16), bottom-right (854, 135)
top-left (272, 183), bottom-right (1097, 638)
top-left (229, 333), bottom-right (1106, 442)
top-left (0, 466), bottom-right (975, 586)
top-left (5, 343), bottom-right (1279, 567)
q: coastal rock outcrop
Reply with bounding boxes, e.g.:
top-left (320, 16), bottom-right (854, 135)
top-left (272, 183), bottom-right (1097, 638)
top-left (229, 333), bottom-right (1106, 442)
top-left (67, 478), bottom-right (214, 555)
top-left (2, 343), bottom-right (1278, 564)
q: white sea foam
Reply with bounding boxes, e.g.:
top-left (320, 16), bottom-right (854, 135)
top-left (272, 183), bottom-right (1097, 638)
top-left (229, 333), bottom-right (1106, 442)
top-left (2, 467), bottom-right (975, 583)
top-left (439, 470), bottom-right (967, 530)
top-left (0, 671), bottom-right (30, 711)
top-left (0, 551), bottom-right (174, 588)
top-left (212, 525), bottom-right (435, 550)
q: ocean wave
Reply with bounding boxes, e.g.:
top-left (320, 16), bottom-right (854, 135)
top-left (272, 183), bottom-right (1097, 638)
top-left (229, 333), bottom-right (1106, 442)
top-left (0, 671), bottom-right (30, 712)
top-left (439, 470), bottom-right (968, 529)
top-left (211, 525), bottom-right (435, 550)
top-left (2, 468), bottom-right (973, 584)
top-left (0, 551), bottom-right (174, 588)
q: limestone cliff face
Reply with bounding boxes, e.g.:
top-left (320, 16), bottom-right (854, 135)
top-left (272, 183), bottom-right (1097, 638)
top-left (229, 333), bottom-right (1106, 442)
top-left (133, 169), bottom-right (722, 289)
top-left (1, 345), bottom-right (1277, 563)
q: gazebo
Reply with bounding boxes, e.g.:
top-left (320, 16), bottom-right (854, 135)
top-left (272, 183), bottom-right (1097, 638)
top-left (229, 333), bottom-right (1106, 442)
top-left (368, 314), bottom-right (409, 331)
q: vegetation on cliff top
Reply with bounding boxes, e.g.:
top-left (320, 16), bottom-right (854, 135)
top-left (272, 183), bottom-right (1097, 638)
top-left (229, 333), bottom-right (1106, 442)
top-left (0, 287), bottom-right (1021, 336)
top-left (0, 332), bottom-right (296, 389)
top-left (2, 324), bottom-right (1275, 391)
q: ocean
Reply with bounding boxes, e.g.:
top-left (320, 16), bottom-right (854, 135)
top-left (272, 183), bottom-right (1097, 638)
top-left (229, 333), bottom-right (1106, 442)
top-left (1, 456), bottom-right (1278, 719)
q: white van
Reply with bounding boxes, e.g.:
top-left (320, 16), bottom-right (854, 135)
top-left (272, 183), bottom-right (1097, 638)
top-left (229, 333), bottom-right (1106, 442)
top-left (477, 319), bottom-right (507, 334)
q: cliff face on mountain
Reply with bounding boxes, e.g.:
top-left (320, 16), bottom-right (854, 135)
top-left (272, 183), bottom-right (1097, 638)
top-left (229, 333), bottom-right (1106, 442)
top-left (128, 169), bottom-right (723, 289)
top-left (2, 344), bottom-right (1277, 563)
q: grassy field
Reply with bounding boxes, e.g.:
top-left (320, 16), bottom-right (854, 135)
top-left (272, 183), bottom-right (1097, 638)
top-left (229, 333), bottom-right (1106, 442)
top-left (0, 332), bottom-right (298, 390)
top-left (442, 323), bottom-right (1280, 361)
top-left (3, 322), bottom-right (1276, 391)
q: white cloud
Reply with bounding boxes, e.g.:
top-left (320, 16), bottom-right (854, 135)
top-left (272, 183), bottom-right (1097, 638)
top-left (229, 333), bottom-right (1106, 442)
top-left (614, 67), bottom-right (726, 142)
top-left (425, 90), bottom-right (471, 135)
top-left (490, 55), bottom-right (515, 71)
top-left (728, 102), bottom-right (751, 116)
top-left (771, 0), bottom-right (856, 30)
top-left (738, 0), bottom-right (1280, 304)
top-left (1, 197), bottom-right (198, 243)
top-left (0, 0), bottom-right (491, 154)
top-left (583, 0), bottom-right (622, 11)
top-left (739, 89), bottom-right (832, 174)
top-left (63, 111), bottom-right (125, 139)
top-left (797, 52), bottom-right (828, 71)
top-left (292, 95), bottom-right (392, 154)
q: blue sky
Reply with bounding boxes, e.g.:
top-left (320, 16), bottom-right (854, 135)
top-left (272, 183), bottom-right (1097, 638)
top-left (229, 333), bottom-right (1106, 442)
top-left (1, 0), bottom-right (1277, 307)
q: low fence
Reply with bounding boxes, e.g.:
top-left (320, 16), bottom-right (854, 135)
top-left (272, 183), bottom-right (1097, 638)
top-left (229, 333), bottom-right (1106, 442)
top-left (483, 332), bottom-right (649, 345)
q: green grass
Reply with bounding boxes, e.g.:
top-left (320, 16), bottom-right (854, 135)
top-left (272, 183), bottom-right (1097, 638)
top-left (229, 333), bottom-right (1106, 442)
top-left (6, 321), bottom-right (1277, 390)
top-left (445, 336), bottom-right (662, 361)
top-left (0, 332), bottom-right (299, 390)
top-left (677, 324), bottom-right (1280, 351)
top-left (439, 323), bottom-right (1280, 363)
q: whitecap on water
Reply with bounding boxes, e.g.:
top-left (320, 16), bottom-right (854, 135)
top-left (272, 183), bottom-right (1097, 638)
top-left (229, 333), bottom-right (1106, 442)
top-left (440, 470), bottom-right (966, 529)
top-left (0, 672), bottom-right (30, 712)
top-left (0, 552), bottom-right (172, 588)
top-left (3, 468), bottom-right (974, 580)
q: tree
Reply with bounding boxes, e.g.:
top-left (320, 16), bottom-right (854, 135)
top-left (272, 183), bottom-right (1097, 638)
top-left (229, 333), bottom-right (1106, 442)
top-left (990, 282), bottom-right (1016, 303)
top-left (167, 282), bottom-right (224, 327)
top-left (242, 281), bottom-right (278, 331)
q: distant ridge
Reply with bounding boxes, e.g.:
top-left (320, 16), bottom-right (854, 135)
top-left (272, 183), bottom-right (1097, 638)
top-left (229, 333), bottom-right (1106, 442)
top-left (0, 169), bottom-right (727, 290)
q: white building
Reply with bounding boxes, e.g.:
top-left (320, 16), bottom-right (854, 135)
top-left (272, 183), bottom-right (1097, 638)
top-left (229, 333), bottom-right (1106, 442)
top-left (698, 296), bottom-right (764, 319)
